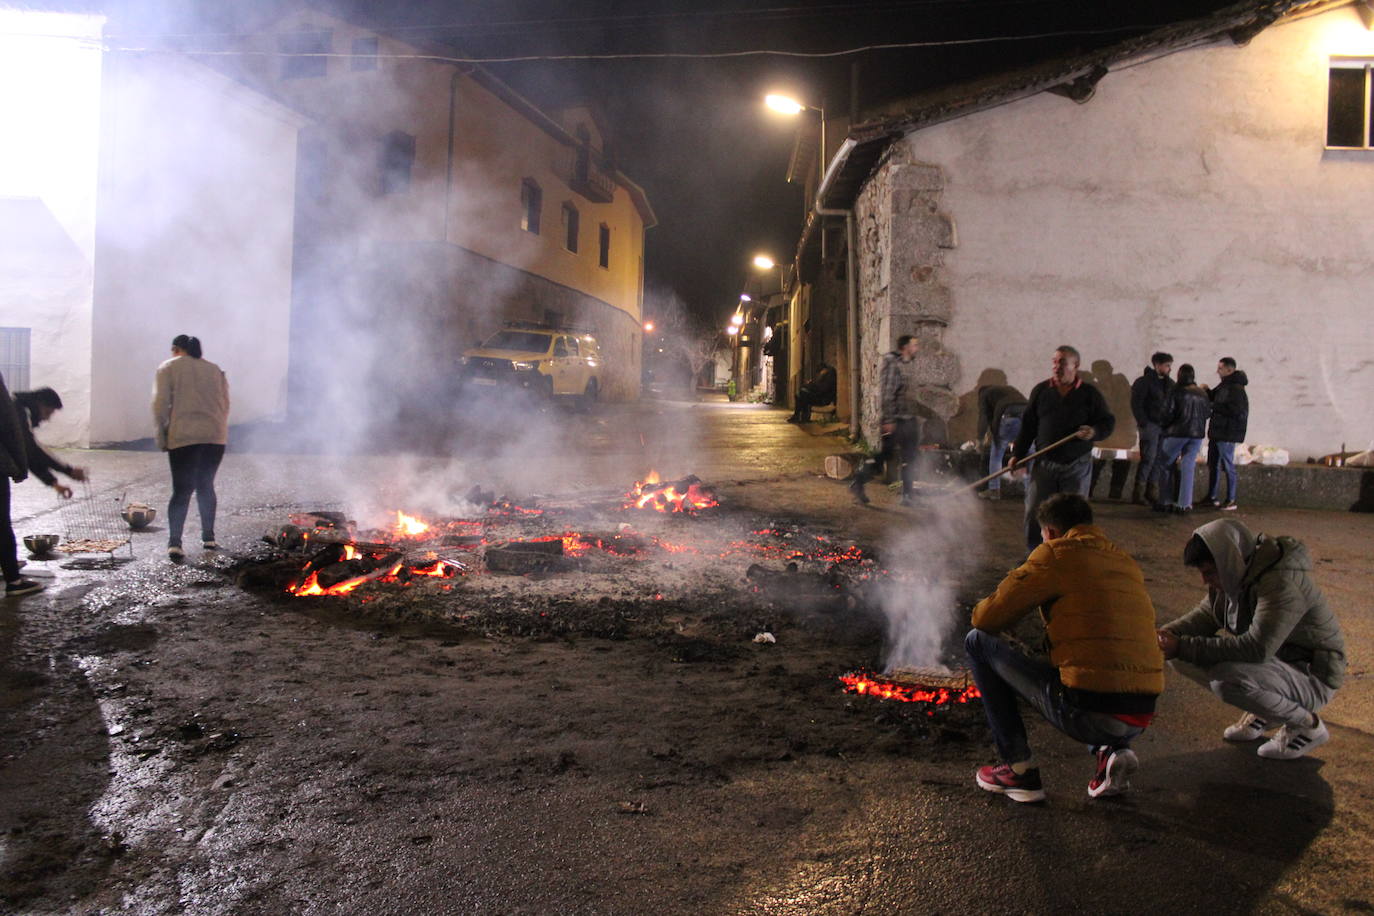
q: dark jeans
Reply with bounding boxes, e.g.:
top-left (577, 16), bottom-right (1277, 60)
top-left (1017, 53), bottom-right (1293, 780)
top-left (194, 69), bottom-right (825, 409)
top-left (854, 418), bottom-right (921, 495)
top-left (1135, 422), bottom-right (1163, 490)
top-left (1023, 452), bottom-right (1092, 552)
top-left (1, 477), bottom-right (19, 582)
top-left (789, 386), bottom-right (833, 422)
top-left (965, 629), bottom-right (1145, 764)
top-left (167, 443), bottom-right (226, 547)
top-left (1207, 440), bottom-right (1238, 503)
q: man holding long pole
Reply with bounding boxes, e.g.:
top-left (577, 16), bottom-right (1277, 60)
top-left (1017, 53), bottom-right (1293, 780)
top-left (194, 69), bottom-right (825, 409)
top-left (1012, 345), bottom-right (1115, 553)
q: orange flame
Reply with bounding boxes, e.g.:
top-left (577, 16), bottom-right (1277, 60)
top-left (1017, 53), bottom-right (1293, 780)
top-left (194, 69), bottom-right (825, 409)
top-left (625, 471), bottom-right (718, 513)
top-left (838, 672), bottom-right (982, 705)
top-left (395, 511), bottom-right (430, 538)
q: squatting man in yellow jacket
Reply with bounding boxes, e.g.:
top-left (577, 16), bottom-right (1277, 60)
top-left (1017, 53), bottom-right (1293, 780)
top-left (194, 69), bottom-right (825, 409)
top-left (1157, 518), bottom-right (1345, 760)
top-left (965, 493), bottom-right (1164, 803)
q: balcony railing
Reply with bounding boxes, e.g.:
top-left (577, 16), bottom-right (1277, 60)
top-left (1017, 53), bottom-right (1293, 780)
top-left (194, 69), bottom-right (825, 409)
top-left (558, 144), bottom-right (617, 203)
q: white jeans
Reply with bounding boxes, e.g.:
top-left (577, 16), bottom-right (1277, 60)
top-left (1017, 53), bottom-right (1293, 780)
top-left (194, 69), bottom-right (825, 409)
top-left (1170, 657), bottom-right (1335, 728)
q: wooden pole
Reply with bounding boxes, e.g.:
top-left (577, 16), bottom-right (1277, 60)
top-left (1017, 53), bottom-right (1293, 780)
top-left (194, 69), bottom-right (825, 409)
top-left (943, 432), bottom-right (1082, 498)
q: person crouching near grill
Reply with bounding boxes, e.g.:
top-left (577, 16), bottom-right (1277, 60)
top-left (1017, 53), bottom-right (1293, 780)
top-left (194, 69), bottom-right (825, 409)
top-left (1156, 519), bottom-right (1344, 760)
top-left (965, 493), bottom-right (1163, 802)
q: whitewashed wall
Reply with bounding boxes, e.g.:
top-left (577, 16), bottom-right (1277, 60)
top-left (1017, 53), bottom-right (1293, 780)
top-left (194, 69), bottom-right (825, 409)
top-left (89, 53), bottom-right (302, 445)
top-left (0, 11), bottom-right (104, 447)
top-left (910, 7), bottom-right (1374, 458)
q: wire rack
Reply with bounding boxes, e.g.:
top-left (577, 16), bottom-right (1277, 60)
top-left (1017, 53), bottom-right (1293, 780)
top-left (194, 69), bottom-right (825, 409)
top-left (54, 481), bottom-right (135, 564)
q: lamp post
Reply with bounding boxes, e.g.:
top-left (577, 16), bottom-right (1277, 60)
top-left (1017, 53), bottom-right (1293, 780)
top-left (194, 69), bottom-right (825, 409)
top-left (764, 92), bottom-right (826, 192)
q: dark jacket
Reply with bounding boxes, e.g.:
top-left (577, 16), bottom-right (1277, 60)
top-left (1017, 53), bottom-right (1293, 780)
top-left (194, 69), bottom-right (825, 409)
top-left (0, 374), bottom-right (27, 484)
top-left (801, 365), bottom-right (837, 404)
top-left (13, 393), bottom-right (76, 487)
top-left (1013, 377), bottom-right (1115, 465)
top-left (1130, 367), bottom-right (1174, 428)
top-left (977, 385), bottom-right (1027, 440)
top-left (1161, 384), bottom-right (1211, 440)
top-left (1208, 371), bottom-right (1249, 442)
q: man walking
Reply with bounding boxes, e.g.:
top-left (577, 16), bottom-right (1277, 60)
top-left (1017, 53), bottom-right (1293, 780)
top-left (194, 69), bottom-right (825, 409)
top-left (0, 372), bottom-right (43, 597)
top-left (1129, 352), bottom-right (1174, 506)
top-left (966, 494), bottom-right (1163, 802)
top-left (1203, 357), bottom-right (1248, 510)
top-left (1012, 345), bottom-right (1115, 553)
top-left (850, 335), bottom-right (930, 507)
top-left (975, 382), bottom-right (1027, 501)
top-left (1157, 518), bottom-right (1343, 760)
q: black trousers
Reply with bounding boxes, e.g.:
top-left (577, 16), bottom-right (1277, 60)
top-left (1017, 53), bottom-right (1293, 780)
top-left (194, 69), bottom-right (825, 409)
top-left (789, 386), bottom-right (833, 422)
top-left (167, 444), bottom-right (226, 547)
top-left (1, 477), bottom-right (18, 582)
top-left (854, 418), bottom-right (921, 494)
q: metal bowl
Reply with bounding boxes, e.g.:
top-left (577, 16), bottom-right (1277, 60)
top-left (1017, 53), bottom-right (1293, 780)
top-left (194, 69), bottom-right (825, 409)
top-left (23, 534), bottom-right (60, 554)
top-left (121, 504), bottom-right (157, 530)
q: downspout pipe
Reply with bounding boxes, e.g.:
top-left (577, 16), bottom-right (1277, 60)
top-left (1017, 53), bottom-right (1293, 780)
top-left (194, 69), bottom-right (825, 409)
top-left (445, 65), bottom-right (475, 241)
top-left (814, 138), bottom-right (860, 440)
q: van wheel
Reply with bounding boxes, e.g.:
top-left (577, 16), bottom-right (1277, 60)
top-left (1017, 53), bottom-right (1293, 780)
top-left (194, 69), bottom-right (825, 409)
top-left (581, 379), bottom-right (599, 411)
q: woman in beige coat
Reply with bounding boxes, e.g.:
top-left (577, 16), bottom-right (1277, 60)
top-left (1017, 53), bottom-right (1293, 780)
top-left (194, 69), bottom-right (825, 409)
top-left (152, 335), bottom-right (229, 560)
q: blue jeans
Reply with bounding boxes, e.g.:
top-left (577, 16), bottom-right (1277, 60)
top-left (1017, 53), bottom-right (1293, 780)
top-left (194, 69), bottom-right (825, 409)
top-left (1207, 440), bottom-right (1238, 503)
top-left (1155, 436), bottom-right (1203, 507)
top-left (965, 629), bottom-right (1146, 764)
top-left (1023, 452), bottom-right (1092, 552)
top-left (986, 415), bottom-right (1022, 492)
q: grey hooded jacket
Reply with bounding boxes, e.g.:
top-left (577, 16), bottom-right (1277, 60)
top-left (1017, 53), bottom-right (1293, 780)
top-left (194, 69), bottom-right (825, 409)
top-left (1165, 519), bottom-right (1345, 690)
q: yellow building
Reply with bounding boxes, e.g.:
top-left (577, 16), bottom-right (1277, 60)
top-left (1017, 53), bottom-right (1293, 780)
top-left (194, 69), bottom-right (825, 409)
top-left (203, 8), bottom-right (655, 409)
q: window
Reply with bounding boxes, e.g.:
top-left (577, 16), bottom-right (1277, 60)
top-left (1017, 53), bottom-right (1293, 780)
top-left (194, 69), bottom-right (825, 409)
top-left (520, 179), bottom-right (542, 234)
top-left (380, 131), bottom-right (415, 194)
top-left (598, 224), bottom-right (610, 269)
top-left (280, 29), bottom-right (331, 79)
top-left (553, 337), bottom-right (570, 358)
top-left (351, 37), bottom-right (378, 71)
top-left (562, 202), bottom-right (579, 253)
top-left (1328, 61), bottom-right (1374, 148)
top-left (0, 328), bottom-right (31, 392)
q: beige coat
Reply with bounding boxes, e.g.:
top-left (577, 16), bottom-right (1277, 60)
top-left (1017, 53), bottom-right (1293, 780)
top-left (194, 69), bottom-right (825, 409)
top-left (152, 356), bottom-right (230, 451)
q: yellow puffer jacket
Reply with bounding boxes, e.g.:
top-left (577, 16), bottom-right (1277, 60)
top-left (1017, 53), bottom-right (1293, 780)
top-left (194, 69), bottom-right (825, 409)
top-left (971, 524), bottom-right (1164, 695)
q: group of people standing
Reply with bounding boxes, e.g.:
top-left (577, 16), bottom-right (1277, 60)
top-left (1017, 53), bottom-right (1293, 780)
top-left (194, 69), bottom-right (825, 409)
top-left (1, 334), bottom-right (230, 598)
top-left (1130, 351), bottom-right (1250, 514)
top-left (960, 344), bottom-right (1341, 803)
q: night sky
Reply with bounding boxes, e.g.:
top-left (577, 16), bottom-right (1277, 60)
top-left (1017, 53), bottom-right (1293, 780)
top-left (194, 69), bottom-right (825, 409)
top-left (70, 0), bottom-right (1245, 325)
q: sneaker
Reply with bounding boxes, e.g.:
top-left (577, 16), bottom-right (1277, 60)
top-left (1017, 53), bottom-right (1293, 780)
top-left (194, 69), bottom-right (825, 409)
top-left (848, 480), bottom-right (870, 506)
top-left (1257, 718), bottom-right (1329, 760)
top-left (167, 546), bottom-right (185, 560)
top-left (975, 763), bottom-right (1046, 803)
top-left (1087, 747), bottom-right (1138, 798)
top-left (898, 494), bottom-right (916, 508)
top-left (202, 541), bottom-right (220, 550)
top-left (1197, 498), bottom-right (1221, 509)
top-left (1219, 501), bottom-right (1238, 511)
top-left (1168, 505), bottom-right (1192, 515)
top-left (977, 489), bottom-right (1001, 501)
top-left (5, 577), bottom-right (45, 597)
top-left (1222, 711), bottom-right (1270, 742)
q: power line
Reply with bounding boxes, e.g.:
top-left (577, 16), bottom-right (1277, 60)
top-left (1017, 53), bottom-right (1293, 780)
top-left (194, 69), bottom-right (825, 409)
top-left (106, 24), bottom-right (1175, 63)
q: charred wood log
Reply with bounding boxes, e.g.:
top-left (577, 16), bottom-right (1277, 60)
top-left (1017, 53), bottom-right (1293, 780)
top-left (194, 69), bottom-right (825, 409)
top-left (484, 540), bottom-right (573, 574)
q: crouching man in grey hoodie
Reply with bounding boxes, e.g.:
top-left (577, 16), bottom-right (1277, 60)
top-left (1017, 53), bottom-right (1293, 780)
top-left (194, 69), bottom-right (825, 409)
top-left (1156, 519), bottom-right (1345, 760)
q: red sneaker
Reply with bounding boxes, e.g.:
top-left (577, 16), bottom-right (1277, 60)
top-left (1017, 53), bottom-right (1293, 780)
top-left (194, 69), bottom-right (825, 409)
top-left (1088, 746), bottom-right (1138, 798)
top-left (975, 763), bottom-right (1046, 803)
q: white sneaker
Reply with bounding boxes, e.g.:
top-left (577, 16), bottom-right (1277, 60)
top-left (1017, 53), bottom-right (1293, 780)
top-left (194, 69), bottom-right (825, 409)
top-left (1257, 718), bottom-right (1329, 760)
top-left (1222, 712), bottom-right (1270, 742)
top-left (202, 541), bottom-right (220, 550)
top-left (167, 546), bottom-right (185, 560)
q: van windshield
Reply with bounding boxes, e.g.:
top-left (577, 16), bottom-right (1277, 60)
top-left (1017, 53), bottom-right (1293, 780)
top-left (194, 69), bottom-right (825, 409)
top-left (482, 331), bottom-right (551, 353)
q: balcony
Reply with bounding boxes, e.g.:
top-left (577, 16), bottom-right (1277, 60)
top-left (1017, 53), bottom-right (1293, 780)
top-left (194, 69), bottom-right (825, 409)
top-left (559, 144), bottom-right (616, 204)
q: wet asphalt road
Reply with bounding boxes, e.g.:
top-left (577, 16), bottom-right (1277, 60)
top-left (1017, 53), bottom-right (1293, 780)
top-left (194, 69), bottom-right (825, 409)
top-left (2, 395), bottom-right (1372, 915)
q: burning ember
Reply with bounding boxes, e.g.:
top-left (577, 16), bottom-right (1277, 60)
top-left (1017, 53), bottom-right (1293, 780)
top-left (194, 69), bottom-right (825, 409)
top-left (394, 511), bottom-right (431, 538)
top-left (287, 539), bottom-right (464, 597)
top-left (839, 671), bottom-right (982, 705)
top-left (625, 471), bottom-right (718, 514)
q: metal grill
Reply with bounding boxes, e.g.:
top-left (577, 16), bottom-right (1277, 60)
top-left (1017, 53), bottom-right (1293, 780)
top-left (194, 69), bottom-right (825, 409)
top-left (55, 481), bottom-right (134, 561)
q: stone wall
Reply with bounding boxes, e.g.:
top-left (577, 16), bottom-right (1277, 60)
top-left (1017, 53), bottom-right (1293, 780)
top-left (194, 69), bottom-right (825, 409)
top-left (853, 143), bottom-right (960, 446)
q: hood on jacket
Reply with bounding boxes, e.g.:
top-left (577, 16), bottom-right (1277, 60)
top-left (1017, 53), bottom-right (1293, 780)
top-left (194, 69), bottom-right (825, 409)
top-left (1221, 370), bottom-right (1249, 387)
top-left (1194, 519), bottom-right (1256, 627)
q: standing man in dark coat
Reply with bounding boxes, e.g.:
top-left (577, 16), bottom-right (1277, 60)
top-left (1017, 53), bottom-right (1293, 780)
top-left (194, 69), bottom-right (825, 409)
top-left (0, 372), bottom-right (43, 597)
top-left (1203, 357), bottom-right (1249, 510)
top-left (1129, 352), bottom-right (1174, 506)
top-left (1012, 345), bottom-right (1115, 553)
top-left (976, 383), bottom-right (1027, 501)
top-left (850, 335), bottom-right (931, 507)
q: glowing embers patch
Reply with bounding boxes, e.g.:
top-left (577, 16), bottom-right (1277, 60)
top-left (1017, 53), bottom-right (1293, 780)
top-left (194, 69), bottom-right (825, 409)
top-left (288, 543), bottom-right (464, 597)
top-left (839, 671), bottom-right (982, 705)
top-left (624, 471), bottom-right (718, 514)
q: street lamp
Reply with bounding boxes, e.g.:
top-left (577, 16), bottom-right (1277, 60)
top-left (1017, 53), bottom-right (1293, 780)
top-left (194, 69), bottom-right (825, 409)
top-left (763, 92), bottom-right (826, 189)
top-left (752, 254), bottom-right (775, 270)
top-left (643, 321), bottom-right (654, 333)
top-left (726, 325), bottom-right (739, 336)
top-left (730, 313), bottom-right (744, 326)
